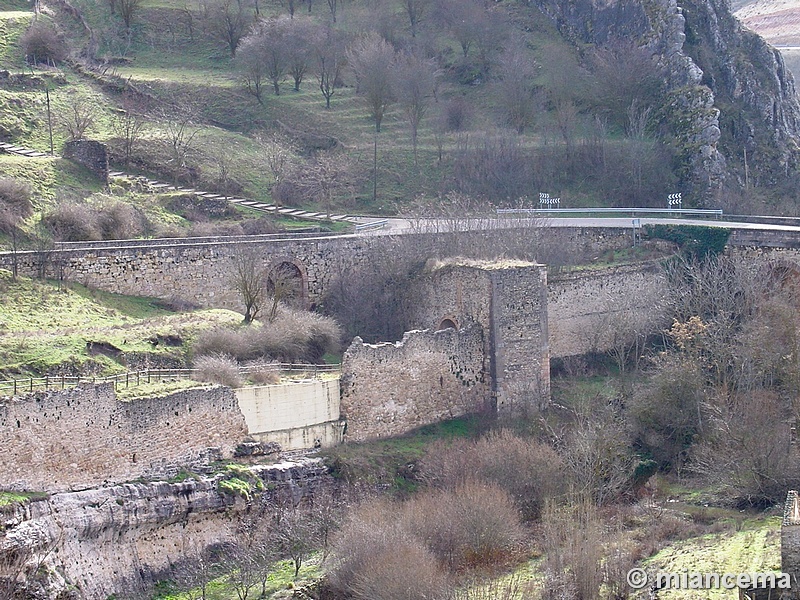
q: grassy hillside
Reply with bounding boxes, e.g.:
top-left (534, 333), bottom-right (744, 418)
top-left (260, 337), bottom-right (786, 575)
top-left (0, 0), bottom-right (690, 223)
top-left (0, 268), bottom-right (242, 378)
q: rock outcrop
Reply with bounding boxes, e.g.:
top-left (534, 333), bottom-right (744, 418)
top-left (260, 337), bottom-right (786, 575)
top-left (1, 458), bottom-right (329, 599)
top-left (534, 0), bottom-right (800, 201)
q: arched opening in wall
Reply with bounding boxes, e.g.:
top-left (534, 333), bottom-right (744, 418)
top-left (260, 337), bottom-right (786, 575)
top-left (438, 318), bottom-right (458, 331)
top-left (267, 260), bottom-right (307, 312)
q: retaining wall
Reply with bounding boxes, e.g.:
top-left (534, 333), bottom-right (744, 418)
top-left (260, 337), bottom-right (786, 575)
top-left (235, 379), bottom-right (344, 450)
top-left (0, 384), bottom-right (247, 492)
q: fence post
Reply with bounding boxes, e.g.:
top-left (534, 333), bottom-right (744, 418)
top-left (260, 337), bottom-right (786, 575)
top-left (13, 379), bottom-right (17, 395)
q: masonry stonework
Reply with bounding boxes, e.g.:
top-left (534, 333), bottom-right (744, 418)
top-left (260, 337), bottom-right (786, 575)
top-left (340, 326), bottom-right (489, 441)
top-left (547, 262), bottom-right (669, 359)
top-left (0, 384), bottom-right (247, 492)
top-left (63, 140), bottom-right (109, 183)
top-left (0, 227), bottom-right (632, 316)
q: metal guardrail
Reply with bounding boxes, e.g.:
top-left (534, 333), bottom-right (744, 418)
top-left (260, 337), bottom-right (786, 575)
top-left (354, 219), bottom-right (389, 232)
top-left (495, 207), bottom-right (724, 218)
top-left (0, 364), bottom-right (342, 396)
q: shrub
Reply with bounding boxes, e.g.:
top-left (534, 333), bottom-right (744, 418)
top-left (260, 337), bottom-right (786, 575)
top-left (0, 178), bottom-right (33, 233)
top-left (193, 354), bottom-right (243, 388)
top-left (20, 22), bottom-right (68, 65)
top-left (41, 203), bottom-right (100, 241)
top-left (403, 481), bottom-right (525, 571)
top-left (193, 306), bottom-right (341, 363)
top-left (421, 431), bottom-right (566, 521)
top-left (327, 500), bottom-right (452, 600)
top-left (95, 201), bottom-right (149, 240)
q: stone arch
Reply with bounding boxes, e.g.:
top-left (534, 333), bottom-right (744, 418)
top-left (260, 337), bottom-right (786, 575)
top-left (266, 257), bottom-right (308, 309)
top-left (437, 316), bottom-right (459, 331)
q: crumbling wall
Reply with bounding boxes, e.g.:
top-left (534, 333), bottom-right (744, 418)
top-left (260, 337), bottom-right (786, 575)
top-left (340, 326), bottom-right (489, 441)
top-left (0, 384), bottom-right (247, 492)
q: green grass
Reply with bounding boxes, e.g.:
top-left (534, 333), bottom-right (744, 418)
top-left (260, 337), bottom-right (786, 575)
top-left (0, 270), bottom-right (242, 377)
top-left (0, 490), bottom-right (48, 506)
top-left (152, 555), bottom-right (323, 600)
top-left (646, 517), bottom-right (781, 600)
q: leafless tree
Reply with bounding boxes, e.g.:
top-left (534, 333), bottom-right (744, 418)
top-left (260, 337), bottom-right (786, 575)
top-left (257, 132), bottom-right (295, 202)
top-left (231, 246), bottom-right (266, 324)
top-left (266, 262), bottom-right (302, 321)
top-left (313, 25), bottom-right (347, 109)
top-left (237, 33), bottom-right (269, 103)
top-left (403, 0), bottom-right (432, 37)
top-left (392, 52), bottom-right (437, 166)
top-left (286, 18), bottom-right (314, 91)
top-left (118, 0), bottom-right (143, 29)
top-left (271, 499), bottom-right (318, 578)
top-left (280, 0), bottom-right (299, 17)
top-left (325, 0), bottom-right (340, 22)
top-left (204, 0), bottom-right (250, 57)
top-left (497, 40), bottom-right (538, 134)
top-left (348, 34), bottom-right (396, 132)
top-left (159, 99), bottom-right (201, 175)
top-left (60, 97), bottom-right (97, 142)
top-left (112, 92), bottom-right (148, 165)
top-left (251, 18), bottom-right (291, 95)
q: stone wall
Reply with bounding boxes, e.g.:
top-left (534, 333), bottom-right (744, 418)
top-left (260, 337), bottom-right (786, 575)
top-left (547, 262), bottom-right (669, 359)
top-left (235, 379), bottom-right (345, 450)
top-left (0, 227), bottom-right (632, 316)
top-left (404, 259), bottom-right (550, 413)
top-left (340, 326), bottom-right (489, 441)
top-left (62, 140), bottom-right (109, 183)
top-left (783, 490), bottom-right (800, 589)
top-left (0, 384), bottom-right (247, 492)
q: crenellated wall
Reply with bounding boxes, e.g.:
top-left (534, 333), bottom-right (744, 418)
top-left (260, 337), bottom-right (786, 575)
top-left (340, 326), bottom-right (490, 441)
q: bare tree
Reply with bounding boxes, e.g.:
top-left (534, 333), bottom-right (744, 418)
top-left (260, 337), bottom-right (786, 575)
top-left (266, 262), bottom-right (302, 321)
top-left (204, 0), bottom-right (250, 57)
top-left (497, 40), bottom-right (538, 134)
top-left (313, 25), bottom-right (347, 109)
top-left (118, 0), bottom-right (143, 29)
top-left (231, 246), bottom-right (266, 324)
top-left (271, 499), bottom-right (318, 578)
top-left (286, 18), bottom-right (314, 91)
top-left (60, 97), bottom-right (97, 141)
top-left (392, 52), bottom-right (437, 166)
top-left (280, 0), bottom-right (299, 18)
top-left (237, 32), bottom-right (269, 103)
top-left (325, 0), bottom-right (340, 22)
top-left (403, 0), bottom-right (432, 37)
top-left (112, 92), bottom-right (147, 165)
top-left (245, 18), bottom-right (291, 95)
top-left (348, 34), bottom-right (396, 132)
top-left (258, 132), bottom-right (295, 202)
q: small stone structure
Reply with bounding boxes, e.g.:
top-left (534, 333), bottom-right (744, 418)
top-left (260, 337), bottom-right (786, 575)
top-left (783, 490), bottom-right (800, 595)
top-left (341, 326), bottom-right (490, 441)
top-left (63, 139), bottom-right (109, 183)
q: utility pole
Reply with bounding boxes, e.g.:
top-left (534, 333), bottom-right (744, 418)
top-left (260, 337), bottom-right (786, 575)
top-left (372, 128), bottom-right (377, 204)
top-left (45, 86), bottom-right (54, 155)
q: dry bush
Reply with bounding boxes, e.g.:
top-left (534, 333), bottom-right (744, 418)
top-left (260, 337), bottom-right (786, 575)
top-left (327, 500), bottom-right (452, 600)
top-left (247, 363), bottom-right (281, 385)
top-left (454, 577), bottom-right (533, 600)
top-left (540, 499), bottom-right (605, 600)
top-left (95, 201), bottom-right (149, 240)
top-left (421, 431), bottom-right (566, 521)
top-left (404, 481), bottom-right (525, 571)
top-left (0, 178), bottom-right (33, 234)
top-left (20, 22), bottom-right (68, 64)
top-left (193, 306), bottom-right (341, 363)
top-left (193, 353), bottom-right (243, 388)
top-left (41, 203), bottom-right (101, 241)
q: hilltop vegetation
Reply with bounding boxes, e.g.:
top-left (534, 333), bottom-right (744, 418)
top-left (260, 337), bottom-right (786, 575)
top-left (1, 0), bottom-right (795, 230)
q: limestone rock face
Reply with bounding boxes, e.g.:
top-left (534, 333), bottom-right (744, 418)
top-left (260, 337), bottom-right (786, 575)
top-left (2, 458), bottom-right (329, 600)
top-left (535, 0), bottom-right (800, 199)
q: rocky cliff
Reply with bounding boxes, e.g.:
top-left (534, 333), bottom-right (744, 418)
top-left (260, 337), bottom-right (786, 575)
top-left (1, 458), bottom-right (329, 599)
top-left (535, 0), bottom-right (800, 202)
